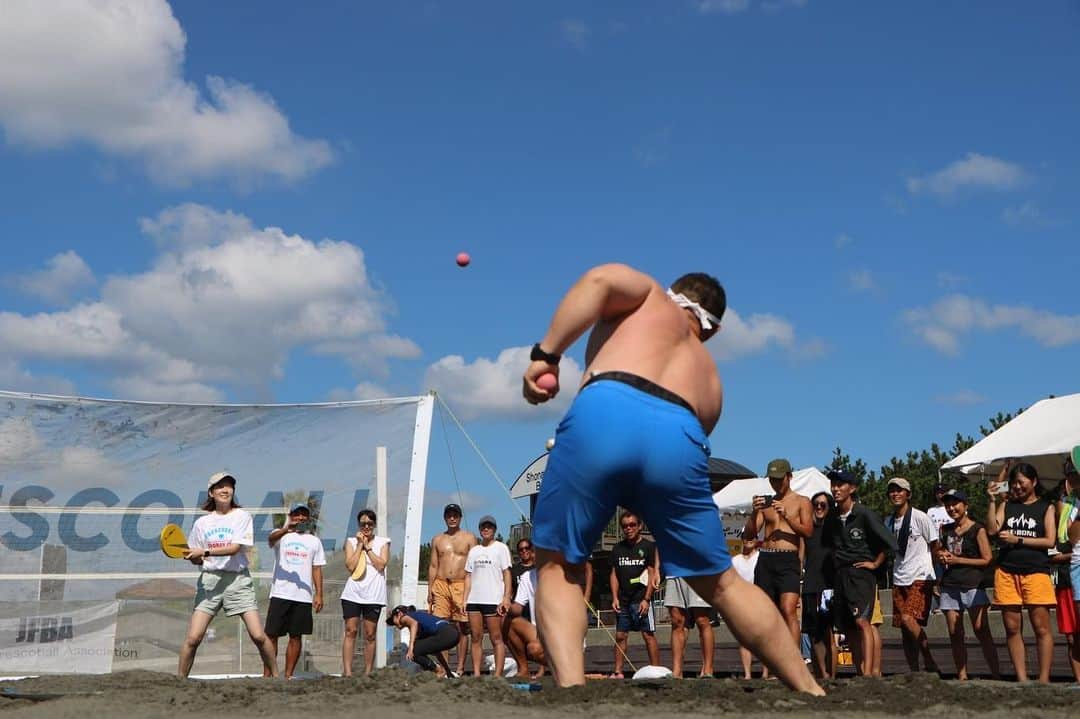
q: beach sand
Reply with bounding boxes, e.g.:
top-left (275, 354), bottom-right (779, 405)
top-left (2, 670), bottom-right (1078, 719)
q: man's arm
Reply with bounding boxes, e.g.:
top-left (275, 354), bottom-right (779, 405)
top-left (428, 535), bottom-right (440, 580)
top-left (785, 496), bottom-right (814, 539)
top-left (267, 515), bottom-right (296, 547)
top-left (524, 264), bottom-right (654, 403)
top-left (609, 566), bottom-right (621, 611)
top-left (312, 565), bottom-right (324, 612)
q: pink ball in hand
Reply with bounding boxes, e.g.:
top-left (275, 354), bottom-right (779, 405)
top-left (536, 373), bottom-right (558, 392)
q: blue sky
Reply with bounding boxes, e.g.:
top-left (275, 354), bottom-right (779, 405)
top-left (1, 1), bottom-right (1078, 538)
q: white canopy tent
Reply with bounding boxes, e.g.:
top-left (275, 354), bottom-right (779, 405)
top-left (712, 466), bottom-right (832, 514)
top-left (941, 393), bottom-right (1080, 484)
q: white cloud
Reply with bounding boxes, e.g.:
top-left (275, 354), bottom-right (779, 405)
top-left (560, 19), bottom-right (589, 51)
top-left (424, 346), bottom-right (584, 421)
top-left (697, 0), bottom-right (806, 14)
top-left (710, 308), bottom-right (823, 361)
top-left (0, 0), bottom-right (332, 186)
top-left (849, 269), bottom-right (875, 292)
top-left (327, 382), bottom-right (393, 402)
top-left (834, 233), bottom-right (853, 250)
top-left (934, 390), bottom-right (987, 407)
top-left (697, 0), bottom-right (752, 13)
top-left (903, 294), bottom-right (1080, 355)
top-left (0, 204), bottom-right (418, 400)
top-left (9, 251), bottom-right (95, 305)
top-left (0, 418), bottom-right (125, 489)
top-left (906, 153), bottom-right (1026, 198)
top-left (0, 359), bottom-right (77, 396)
top-left (1001, 201), bottom-right (1054, 227)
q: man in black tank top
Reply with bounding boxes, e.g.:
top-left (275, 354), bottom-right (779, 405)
top-left (986, 461), bottom-right (1056, 683)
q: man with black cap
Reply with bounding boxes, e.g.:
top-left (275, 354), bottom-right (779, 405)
top-left (263, 504), bottom-right (325, 678)
top-left (926, 482), bottom-right (952, 609)
top-left (745, 458), bottom-right (814, 650)
top-left (823, 469), bottom-right (897, 677)
top-left (428, 502), bottom-right (476, 676)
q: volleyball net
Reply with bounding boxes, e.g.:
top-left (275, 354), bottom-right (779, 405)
top-left (0, 390), bottom-right (434, 675)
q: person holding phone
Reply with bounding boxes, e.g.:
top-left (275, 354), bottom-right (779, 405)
top-left (744, 459), bottom-right (814, 651)
top-left (986, 460), bottom-right (1056, 683)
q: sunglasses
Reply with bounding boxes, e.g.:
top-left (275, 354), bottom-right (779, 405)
top-left (517, 545), bottom-right (533, 552)
top-left (813, 502), bottom-right (829, 509)
top-left (358, 521), bottom-right (375, 528)
top-left (620, 522), bottom-right (639, 529)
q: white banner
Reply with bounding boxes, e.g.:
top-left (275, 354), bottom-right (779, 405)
top-left (0, 601), bottom-right (119, 674)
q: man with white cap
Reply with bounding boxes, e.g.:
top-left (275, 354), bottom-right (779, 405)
top-left (885, 477), bottom-right (940, 673)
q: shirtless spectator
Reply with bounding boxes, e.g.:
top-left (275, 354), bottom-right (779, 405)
top-left (745, 459), bottom-right (814, 649)
top-left (428, 503), bottom-right (477, 676)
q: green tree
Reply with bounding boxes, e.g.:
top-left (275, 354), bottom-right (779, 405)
top-left (418, 542), bottom-right (432, 582)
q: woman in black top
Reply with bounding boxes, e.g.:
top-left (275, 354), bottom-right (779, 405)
top-left (934, 490), bottom-right (999, 680)
top-left (986, 461), bottom-right (1056, 683)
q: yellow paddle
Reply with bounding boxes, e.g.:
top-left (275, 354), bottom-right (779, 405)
top-left (159, 523), bottom-right (189, 559)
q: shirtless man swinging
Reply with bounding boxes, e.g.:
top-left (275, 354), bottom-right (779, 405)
top-left (745, 458), bottom-right (814, 648)
top-left (522, 263), bottom-right (822, 694)
top-left (428, 503), bottom-right (476, 676)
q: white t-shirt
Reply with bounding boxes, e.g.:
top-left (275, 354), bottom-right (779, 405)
top-left (731, 551), bottom-right (759, 583)
top-left (926, 505), bottom-right (950, 538)
top-left (886, 507), bottom-right (936, 586)
top-left (513, 567), bottom-right (538, 625)
top-left (190, 509), bottom-right (254, 573)
top-left (340, 536), bottom-right (390, 605)
top-left (269, 532), bottom-right (326, 603)
top-left (465, 541), bottom-right (512, 605)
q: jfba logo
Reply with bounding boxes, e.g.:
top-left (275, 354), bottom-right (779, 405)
top-left (16, 616), bottom-right (74, 643)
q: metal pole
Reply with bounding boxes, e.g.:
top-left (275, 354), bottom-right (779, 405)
top-left (375, 445), bottom-right (388, 668)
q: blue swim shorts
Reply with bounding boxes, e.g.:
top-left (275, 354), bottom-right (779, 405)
top-left (531, 372), bottom-right (730, 578)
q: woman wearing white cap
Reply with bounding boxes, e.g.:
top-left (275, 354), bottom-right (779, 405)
top-left (178, 472), bottom-right (277, 678)
top-left (463, 515), bottom-right (512, 676)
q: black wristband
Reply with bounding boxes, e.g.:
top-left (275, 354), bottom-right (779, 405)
top-left (530, 343), bottom-right (561, 365)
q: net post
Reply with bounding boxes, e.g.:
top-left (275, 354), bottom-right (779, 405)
top-left (375, 445), bottom-right (388, 669)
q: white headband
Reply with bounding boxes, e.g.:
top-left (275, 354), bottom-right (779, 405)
top-left (667, 289), bottom-right (721, 330)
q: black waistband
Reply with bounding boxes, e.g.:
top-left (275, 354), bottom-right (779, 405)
top-left (583, 371), bottom-right (695, 415)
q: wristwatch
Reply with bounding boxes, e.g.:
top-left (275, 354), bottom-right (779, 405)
top-left (530, 343), bottom-right (561, 365)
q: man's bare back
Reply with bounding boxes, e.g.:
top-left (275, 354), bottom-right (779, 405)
top-left (582, 276), bottom-right (723, 433)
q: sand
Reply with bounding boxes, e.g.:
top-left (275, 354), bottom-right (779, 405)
top-left (1, 670), bottom-right (1079, 719)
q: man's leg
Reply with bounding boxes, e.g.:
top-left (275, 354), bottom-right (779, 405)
top-left (613, 631), bottom-right (629, 676)
top-left (507, 619), bottom-right (531, 677)
top-left (738, 644), bottom-right (754, 679)
top-left (284, 634), bottom-right (302, 678)
top-left (853, 618), bottom-right (873, 677)
top-left (778, 592), bottom-right (801, 647)
top-left (534, 549), bottom-right (589, 686)
top-left (868, 622), bottom-right (883, 677)
top-left (692, 609), bottom-right (715, 677)
top-left (178, 611), bottom-right (214, 678)
top-left (687, 571), bottom-right (824, 694)
top-left (642, 630), bottom-right (660, 667)
top-left (454, 621), bottom-right (470, 675)
top-left (668, 606), bottom-right (688, 678)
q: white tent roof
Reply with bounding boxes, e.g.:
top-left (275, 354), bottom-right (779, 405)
top-left (941, 393), bottom-right (1080, 483)
top-left (712, 467), bottom-right (832, 514)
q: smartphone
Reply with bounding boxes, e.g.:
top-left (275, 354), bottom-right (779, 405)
top-left (991, 480), bottom-right (1008, 496)
top-left (761, 495), bottom-right (775, 508)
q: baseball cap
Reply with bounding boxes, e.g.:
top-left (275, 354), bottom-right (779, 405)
top-left (443, 503), bottom-right (462, 516)
top-left (207, 472), bottom-right (236, 490)
top-left (942, 489), bottom-right (968, 504)
top-left (887, 477), bottom-right (912, 493)
top-left (766, 458), bottom-right (792, 479)
top-left (826, 468), bottom-right (859, 485)
top-left (289, 504), bottom-right (311, 515)
top-left (478, 514), bottom-right (497, 529)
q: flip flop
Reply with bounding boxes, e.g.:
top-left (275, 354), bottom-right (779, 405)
top-left (608, 672), bottom-right (625, 679)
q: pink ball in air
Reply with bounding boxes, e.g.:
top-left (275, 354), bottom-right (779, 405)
top-left (456, 252), bottom-right (471, 267)
top-left (536, 373), bottom-right (558, 392)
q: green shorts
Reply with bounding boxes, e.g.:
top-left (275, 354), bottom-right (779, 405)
top-left (194, 570), bottom-right (258, 617)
